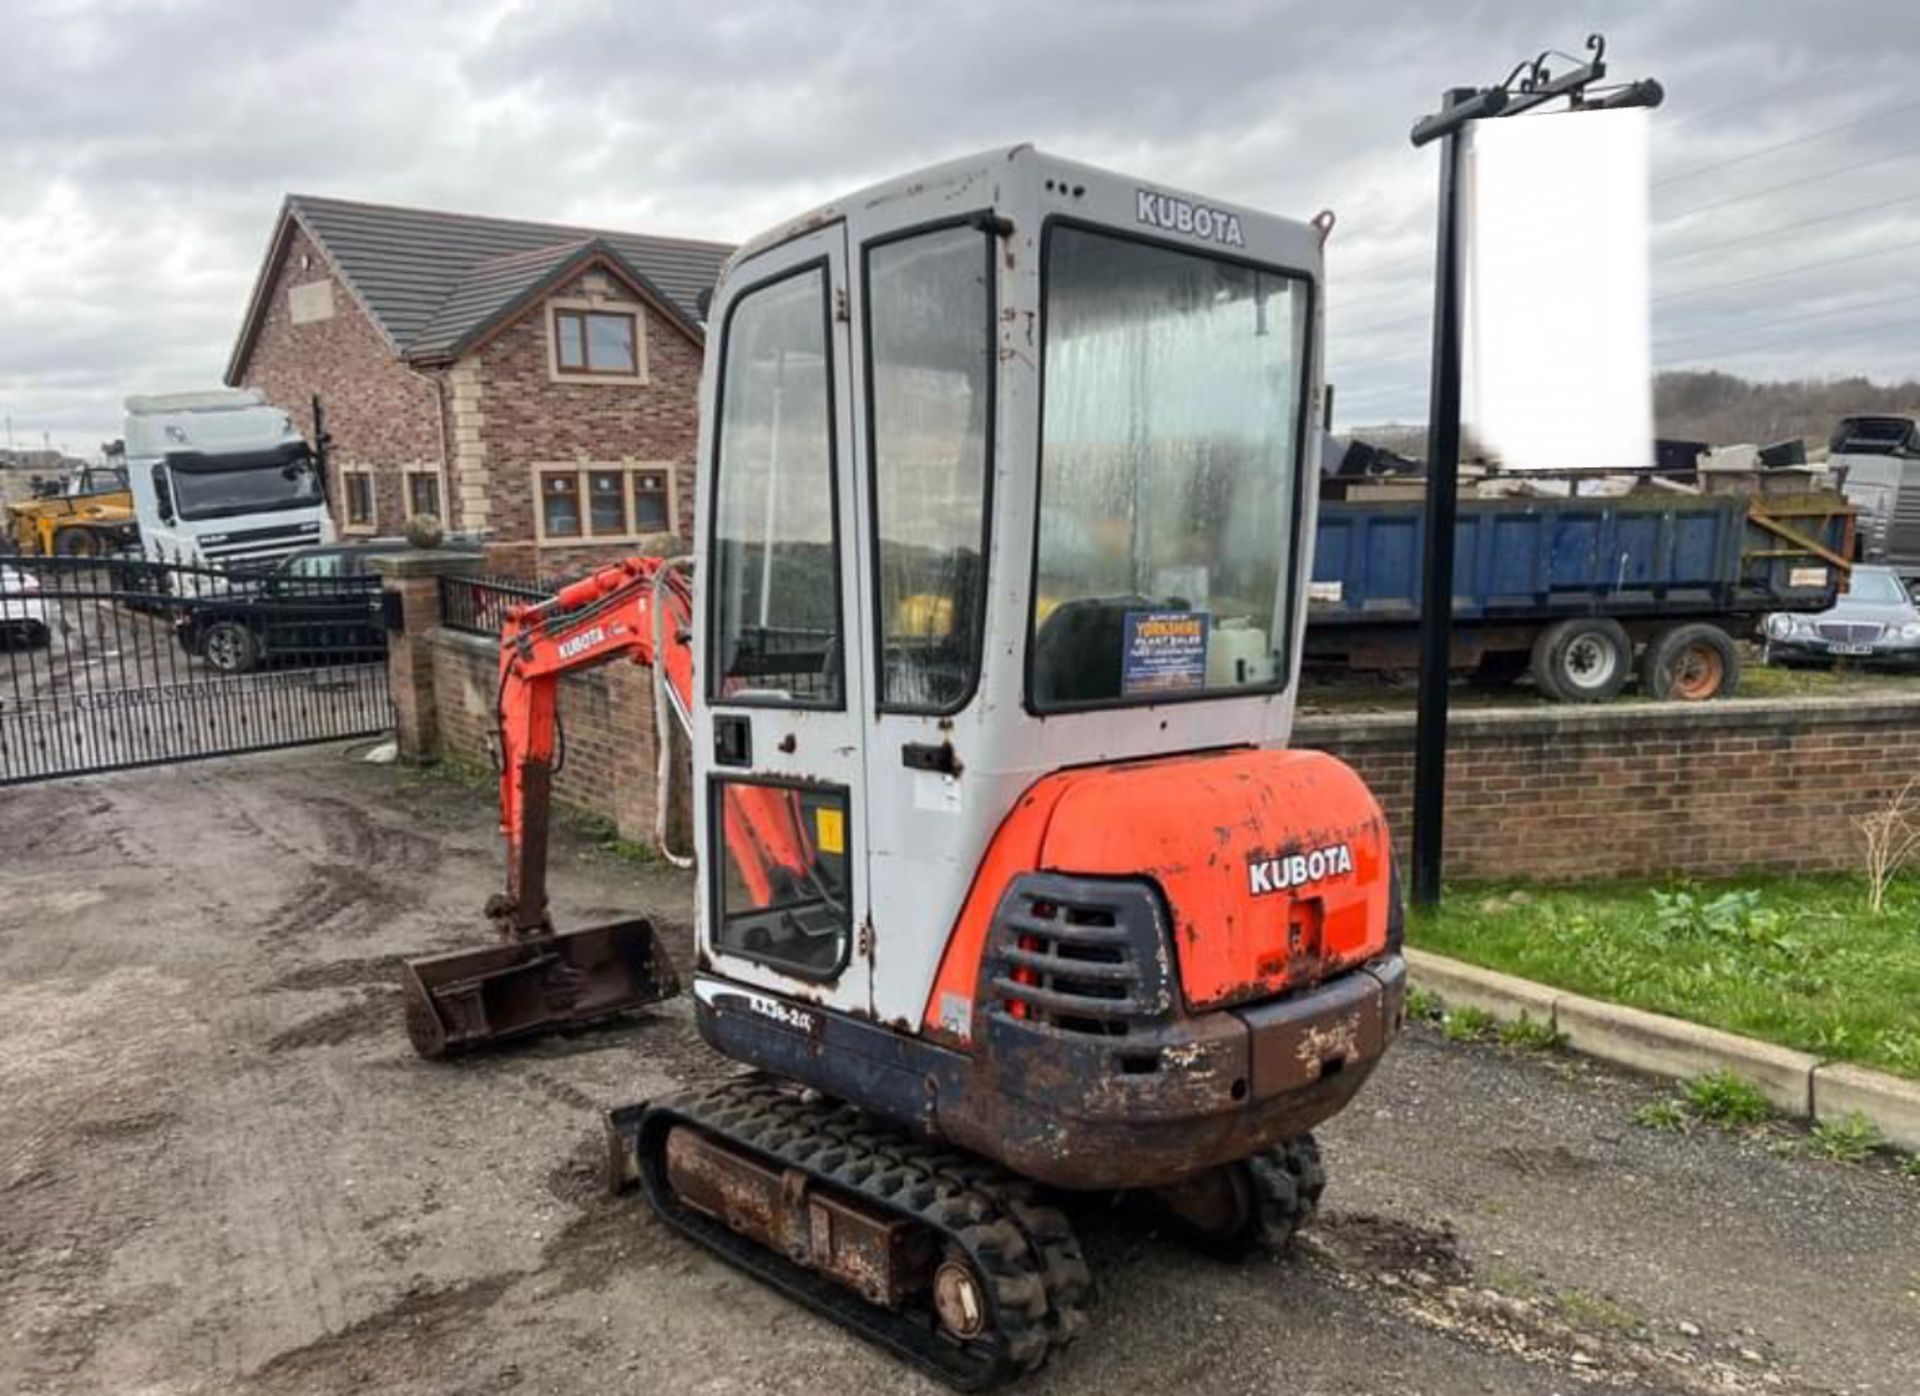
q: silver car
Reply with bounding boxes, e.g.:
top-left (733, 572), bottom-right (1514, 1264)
top-left (1763, 565), bottom-right (1920, 667)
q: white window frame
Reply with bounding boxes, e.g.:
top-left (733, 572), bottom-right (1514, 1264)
top-left (403, 465), bottom-right (447, 523)
top-left (547, 296), bottom-right (648, 385)
top-left (531, 461), bottom-right (681, 544)
top-left (340, 467), bottom-right (377, 534)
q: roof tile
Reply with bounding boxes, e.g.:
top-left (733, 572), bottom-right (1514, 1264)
top-left (285, 195), bottom-right (731, 356)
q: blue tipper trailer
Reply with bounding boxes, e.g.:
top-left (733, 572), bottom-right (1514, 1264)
top-left (1305, 491), bottom-right (1855, 701)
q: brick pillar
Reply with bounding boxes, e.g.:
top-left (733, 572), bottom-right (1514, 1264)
top-left (371, 549), bottom-right (485, 763)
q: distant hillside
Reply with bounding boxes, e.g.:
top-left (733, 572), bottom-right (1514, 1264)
top-left (1349, 372), bottom-right (1920, 461)
top-left (1654, 371), bottom-right (1920, 449)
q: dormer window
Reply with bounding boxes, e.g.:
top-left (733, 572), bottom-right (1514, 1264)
top-left (553, 307), bottom-right (640, 376)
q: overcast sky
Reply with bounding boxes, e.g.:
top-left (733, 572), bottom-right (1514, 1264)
top-left (4, 0), bottom-right (1918, 455)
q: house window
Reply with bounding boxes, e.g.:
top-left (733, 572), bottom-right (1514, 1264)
top-left (554, 308), bottom-right (639, 375)
top-left (539, 471), bottom-right (583, 538)
top-left (588, 470), bottom-right (628, 536)
top-left (633, 470), bottom-right (670, 533)
top-left (406, 469), bottom-right (442, 521)
top-left (534, 464), bottom-right (679, 543)
top-left (343, 471), bottom-right (375, 530)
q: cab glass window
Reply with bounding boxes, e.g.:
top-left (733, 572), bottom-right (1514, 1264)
top-left (712, 780), bottom-right (851, 979)
top-left (1031, 225), bottom-right (1308, 711)
top-left (709, 265), bottom-right (841, 707)
top-left (866, 224), bottom-right (992, 712)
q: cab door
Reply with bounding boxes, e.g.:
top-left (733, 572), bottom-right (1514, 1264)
top-left (695, 224), bottom-right (873, 1015)
top-left (847, 216), bottom-right (1001, 1028)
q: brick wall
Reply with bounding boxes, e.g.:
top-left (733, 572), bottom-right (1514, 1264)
top-left (1297, 696), bottom-right (1920, 882)
top-left (237, 225), bottom-right (447, 535)
top-left (398, 585), bottom-right (1919, 885)
top-left (472, 269), bottom-right (702, 579)
top-left (430, 626), bottom-right (674, 842)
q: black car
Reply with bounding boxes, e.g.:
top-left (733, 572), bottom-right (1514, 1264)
top-left (1762, 566), bottom-right (1920, 668)
top-left (175, 540), bottom-right (468, 673)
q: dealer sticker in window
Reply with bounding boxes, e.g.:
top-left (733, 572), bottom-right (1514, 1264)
top-left (1122, 610), bottom-right (1210, 695)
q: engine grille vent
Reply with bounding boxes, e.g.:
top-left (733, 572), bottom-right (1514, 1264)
top-left (986, 875), bottom-right (1169, 1036)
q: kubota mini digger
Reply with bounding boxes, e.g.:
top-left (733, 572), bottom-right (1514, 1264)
top-left (401, 147), bottom-right (1406, 1388)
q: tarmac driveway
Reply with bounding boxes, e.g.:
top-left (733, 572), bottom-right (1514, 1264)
top-left (2, 746), bottom-right (1915, 1395)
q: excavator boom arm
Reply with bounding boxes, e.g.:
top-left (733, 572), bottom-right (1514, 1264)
top-left (495, 557), bottom-right (694, 934)
top-left (400, 555), bottom-right (694, 1058)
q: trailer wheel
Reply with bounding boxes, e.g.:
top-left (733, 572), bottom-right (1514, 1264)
top-left (1641, 623), bottom-right (1739, 701)
top-left (1531, 618), bottom-right (1632, 702)
top-left (53, 528), bottom-right (100, 557)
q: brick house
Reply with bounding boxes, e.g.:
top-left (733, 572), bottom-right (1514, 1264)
top-left (224, 195), bottom-right (731, 576)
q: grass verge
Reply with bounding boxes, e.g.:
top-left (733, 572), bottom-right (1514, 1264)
top-left (1410, 874), bottom-right (1920, 1081)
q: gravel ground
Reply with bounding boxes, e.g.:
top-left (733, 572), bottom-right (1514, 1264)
top-left (2, 745), bottom-right (1915, 1396)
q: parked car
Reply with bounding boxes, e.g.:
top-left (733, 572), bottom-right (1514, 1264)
top-left (0, 563), bottom-right (51, 648)
top-left (1762, 565), bottom-right (1920, 668)
top-left (174, 539), bottom-right (472, 673)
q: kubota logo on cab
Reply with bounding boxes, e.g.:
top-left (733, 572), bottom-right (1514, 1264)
top-left (1248, 843), bottom-right (1355, 896)
top-left (1135, 188), bottom-right (1246, 247)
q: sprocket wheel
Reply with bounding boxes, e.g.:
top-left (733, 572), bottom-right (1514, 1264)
top-left (1152, 1133), bottom-right (1325, 1258)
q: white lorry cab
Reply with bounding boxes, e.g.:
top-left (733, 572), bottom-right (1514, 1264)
top-left (124, 389), bottom-right (334, 569)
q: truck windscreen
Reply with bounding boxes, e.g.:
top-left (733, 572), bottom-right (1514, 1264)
top-left (1030, 223), bottom-right (1311, 711)
top-left (168, 456), bottom-right (322, 521)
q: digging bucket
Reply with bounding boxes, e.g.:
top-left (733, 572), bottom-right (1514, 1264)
top-left (402, 918), bottom-right (679, 1058)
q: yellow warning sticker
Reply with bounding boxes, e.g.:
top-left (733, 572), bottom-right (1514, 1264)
top-left (814, 805), bottom-right (845, 855)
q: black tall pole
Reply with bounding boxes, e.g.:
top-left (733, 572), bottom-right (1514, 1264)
top-left (1410, 87), bottom-right (1475, 909)
top-left (1402, 42), bottom-right (1657, 908)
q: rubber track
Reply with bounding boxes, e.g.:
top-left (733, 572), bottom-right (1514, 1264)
top-left (636, 1076), bottom-right (1090, 1390)
top-left (1245, 1133), bottom-right (1326, 1254)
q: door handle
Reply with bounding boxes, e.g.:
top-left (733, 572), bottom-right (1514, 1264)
top-left (901, 740), bottom-right (961, 776)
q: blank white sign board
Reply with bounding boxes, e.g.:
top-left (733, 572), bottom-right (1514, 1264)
top-left (1464, 107), bottom-right (1652, 471)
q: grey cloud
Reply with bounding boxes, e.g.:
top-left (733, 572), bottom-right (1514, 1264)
top-left (1, 0), bottom-right (1915, 451)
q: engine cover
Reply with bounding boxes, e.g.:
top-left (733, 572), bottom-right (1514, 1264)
top-left (1033, 747), bottom-right (1393, 1011)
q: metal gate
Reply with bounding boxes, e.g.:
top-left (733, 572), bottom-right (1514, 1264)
top-left (0, 555), bottom-right (391, 785)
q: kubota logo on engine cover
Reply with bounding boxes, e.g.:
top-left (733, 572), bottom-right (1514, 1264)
top-left (1248, 843), bottom-right (1355, 896)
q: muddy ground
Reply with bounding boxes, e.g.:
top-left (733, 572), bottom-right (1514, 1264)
top-left (2, 745), bottom-right (1916, 1396)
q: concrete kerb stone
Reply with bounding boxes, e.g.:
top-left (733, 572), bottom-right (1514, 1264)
top-left (1407, 948), bottom-right (1818, 1119)
top-left (1812, 1061), bottom-right (1920, 1152)
top-left (1403, 948), bottom-right (1561, 1027)
top-left (1553, 996), bottom-right (1818, 1119)
top-left (1410, 949), bottom-right (1920, 1151)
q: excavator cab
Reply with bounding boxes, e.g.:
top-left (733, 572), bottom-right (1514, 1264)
top-left (686, 148), bottom-right (1394, 1052)
top-left (407, 148), bottom-right (1404, 1387)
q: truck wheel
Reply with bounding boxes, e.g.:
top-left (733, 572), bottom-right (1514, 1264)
top-left (1530, 618), bottom-right (1632, 702)
top-left (53, 528), bottom-right (99, 557)
top-left (201, 621), bottom-right (261, 674)
top-left (1641, 623), bottom-right (1739, 701)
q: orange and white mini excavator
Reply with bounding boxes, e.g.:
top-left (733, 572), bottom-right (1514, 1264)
top-left (401, 147), bottom-right (1406, 1388)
